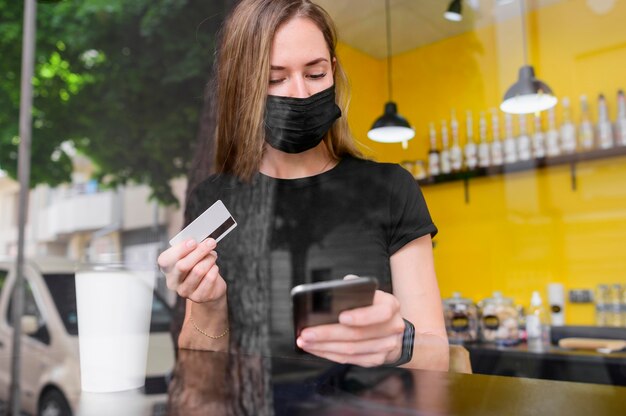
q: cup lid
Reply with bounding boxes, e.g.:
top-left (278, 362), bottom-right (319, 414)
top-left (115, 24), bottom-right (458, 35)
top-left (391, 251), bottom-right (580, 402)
top-left (443, 292), bottom-right (473, 306)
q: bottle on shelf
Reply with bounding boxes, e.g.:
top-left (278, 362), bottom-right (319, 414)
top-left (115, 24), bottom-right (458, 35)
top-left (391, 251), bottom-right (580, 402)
top-left (440, 120), bottom-right (452, 175)
top-left (450, 110), bottom-right (464, 172)
top-left (478, 111), bottom-right (491, 168)
top-left (504, 113), bottom-right (518, 164)
top-left (615, 89), bottom-right (626, 147)
top-left (579, 95), bottom-right (595, 151)
top-left (464, 110), bottom-right (478, 170)
top-left (597, 94), bottom-right (614, 149)
top-left (428, 122), bottom-right (441, 177)
top-left (490, 108), bottom-right (504, 166)
top-left (532, 112), bottom-right (546, 159)
top-left (526, 291), bottom-right (549, 350)
top-left (547, 283), bottom-right (565, 326)
top-left (559, 97), bottom-right (577, 154)
top-left (546, 107), bottom-right (560, 157)
top-left (516, 114), bottom-right (532, 161)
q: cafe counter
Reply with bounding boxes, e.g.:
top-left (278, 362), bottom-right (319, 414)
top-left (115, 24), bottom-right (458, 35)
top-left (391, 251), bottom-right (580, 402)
top-left (164, 349), bottom-right (626, 416)
top-left (466, 343), bottom-right (626, 386)
top-left (3, 348), bottom-right (625, 415)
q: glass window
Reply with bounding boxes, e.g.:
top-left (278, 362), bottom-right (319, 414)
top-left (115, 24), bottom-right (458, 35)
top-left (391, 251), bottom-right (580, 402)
top-left (42, 274), bottom-right (78, 336)
top-left (7, 279), bottom-right (50, 345)
top-left (2, 2), bottom-right (625, 407)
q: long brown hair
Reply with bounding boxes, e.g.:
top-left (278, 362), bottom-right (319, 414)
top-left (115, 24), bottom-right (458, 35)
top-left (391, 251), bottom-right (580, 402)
top-left (214, 0), bottom-right (361, 180)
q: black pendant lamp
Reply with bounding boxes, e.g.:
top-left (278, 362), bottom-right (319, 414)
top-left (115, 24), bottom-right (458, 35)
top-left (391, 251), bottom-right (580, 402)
top-left (444, 0), bottom-right (463, 22)
top-left (367, 0), bottom-right (414, 148)
top-left (500, 0), bottom-right (557, 114)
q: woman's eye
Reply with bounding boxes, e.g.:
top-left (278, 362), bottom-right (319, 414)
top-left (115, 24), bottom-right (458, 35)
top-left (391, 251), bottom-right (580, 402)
top-left (269, 78), bottom-right (284, 85)
top-left (308, 72), bottom-right (326, 80)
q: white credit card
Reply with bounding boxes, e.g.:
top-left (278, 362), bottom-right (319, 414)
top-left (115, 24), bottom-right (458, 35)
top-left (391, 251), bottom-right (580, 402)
top-left (169, 200), bottom-right (237, 246)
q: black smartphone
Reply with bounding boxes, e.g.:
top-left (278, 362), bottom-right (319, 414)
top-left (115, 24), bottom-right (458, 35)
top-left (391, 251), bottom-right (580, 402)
top-left (291, 276), bottom-right (378, 350)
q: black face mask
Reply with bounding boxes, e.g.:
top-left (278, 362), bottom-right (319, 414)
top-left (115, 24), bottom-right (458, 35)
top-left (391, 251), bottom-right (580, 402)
top-left (264, 85), bottom-right (342, 154)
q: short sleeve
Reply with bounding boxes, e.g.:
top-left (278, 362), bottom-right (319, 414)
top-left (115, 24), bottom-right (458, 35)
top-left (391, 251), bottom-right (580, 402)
top-left (387, 166), bottom-right (438, 255)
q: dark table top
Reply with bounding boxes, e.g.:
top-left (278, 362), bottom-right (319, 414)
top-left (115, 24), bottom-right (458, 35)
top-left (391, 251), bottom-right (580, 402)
top-left (166, 349), bottom-right (626, 416)
top-left (2, 348), bottom-right (626, 416)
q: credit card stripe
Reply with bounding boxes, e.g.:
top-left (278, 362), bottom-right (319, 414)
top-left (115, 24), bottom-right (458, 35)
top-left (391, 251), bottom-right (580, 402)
top-left (208, 216), bottom-right (236, 241)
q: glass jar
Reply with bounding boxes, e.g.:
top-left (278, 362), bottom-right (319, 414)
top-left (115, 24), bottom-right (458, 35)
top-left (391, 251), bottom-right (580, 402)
top-left (443, 292), bottom-right (478, 344)
top-left (413, 160), bottom-right (427, 180)
top-left (401, 160), bottom-right (415, 176)
top-left (479, 291), bottom-right (520, 346)
top-left (608, 284), bottom-right (623, 327)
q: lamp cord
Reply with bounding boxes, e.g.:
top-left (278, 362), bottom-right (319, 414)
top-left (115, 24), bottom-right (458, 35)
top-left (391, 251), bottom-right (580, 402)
top-left (385, 0), bottom-right (393, 101)
top-left (520, 0), bottom-right (529, 66)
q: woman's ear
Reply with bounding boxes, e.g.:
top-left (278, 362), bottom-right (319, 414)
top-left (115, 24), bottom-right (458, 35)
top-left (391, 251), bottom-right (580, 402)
top-left (332, 56), bottom-right (336, 73)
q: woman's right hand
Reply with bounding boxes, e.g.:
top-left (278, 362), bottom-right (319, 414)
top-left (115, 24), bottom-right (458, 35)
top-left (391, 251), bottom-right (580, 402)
top-left (157, 238), bottom-right (226, 303)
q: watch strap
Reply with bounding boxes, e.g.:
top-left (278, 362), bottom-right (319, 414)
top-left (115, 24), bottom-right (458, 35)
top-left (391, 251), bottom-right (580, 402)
top-left (386, 318), bottom-right (415, 366)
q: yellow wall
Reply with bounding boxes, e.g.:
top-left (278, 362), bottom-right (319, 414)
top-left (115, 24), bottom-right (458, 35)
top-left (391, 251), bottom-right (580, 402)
top-left (335, 42), bottom-right (386, 156)
top-left (426, 158), bottom-right (626, 325)
top-left (337, 0), bottom-right (626, 323)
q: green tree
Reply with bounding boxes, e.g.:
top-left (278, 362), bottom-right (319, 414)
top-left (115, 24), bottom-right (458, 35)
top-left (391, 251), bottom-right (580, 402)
top-left (0, 0), bottom-right (229, 205)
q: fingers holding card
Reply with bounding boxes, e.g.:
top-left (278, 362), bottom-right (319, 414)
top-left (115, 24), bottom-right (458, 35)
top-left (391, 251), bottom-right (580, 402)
top-left (159, 200), bottom-right (236, 301)
top-left (169, 200), bottom-right (237, 246)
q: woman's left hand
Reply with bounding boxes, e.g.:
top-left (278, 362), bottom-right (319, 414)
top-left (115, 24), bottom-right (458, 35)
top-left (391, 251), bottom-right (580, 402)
top-left (296, 289), bottom-right (406, 367)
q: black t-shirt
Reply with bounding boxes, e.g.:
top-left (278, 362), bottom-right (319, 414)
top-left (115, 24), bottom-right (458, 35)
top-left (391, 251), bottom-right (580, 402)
top-left (185, 156), bottom-right (437, 355)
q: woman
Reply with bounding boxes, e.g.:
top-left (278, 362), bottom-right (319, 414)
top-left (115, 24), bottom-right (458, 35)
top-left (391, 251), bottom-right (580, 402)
top-left (158, 0), bottom-right (448, 370)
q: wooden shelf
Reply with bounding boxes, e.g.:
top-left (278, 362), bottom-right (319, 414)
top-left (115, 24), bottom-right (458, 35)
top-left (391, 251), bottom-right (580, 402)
top-left (416, 146), bottom-right (626, 203)
top-left (419, 145), bottom-right (626, 186)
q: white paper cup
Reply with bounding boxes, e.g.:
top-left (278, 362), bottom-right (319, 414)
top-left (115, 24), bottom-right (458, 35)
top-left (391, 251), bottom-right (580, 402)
top-left (75, 263), bottom-right (155, 392)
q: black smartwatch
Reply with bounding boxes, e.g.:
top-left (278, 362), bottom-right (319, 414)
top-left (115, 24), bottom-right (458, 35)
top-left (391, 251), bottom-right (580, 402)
top-left (387, 318), bottom-right (415, 366)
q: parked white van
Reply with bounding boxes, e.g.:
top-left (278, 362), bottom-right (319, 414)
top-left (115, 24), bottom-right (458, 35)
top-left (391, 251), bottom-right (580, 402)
top-left (0, 256), bottom-right (174, 416)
